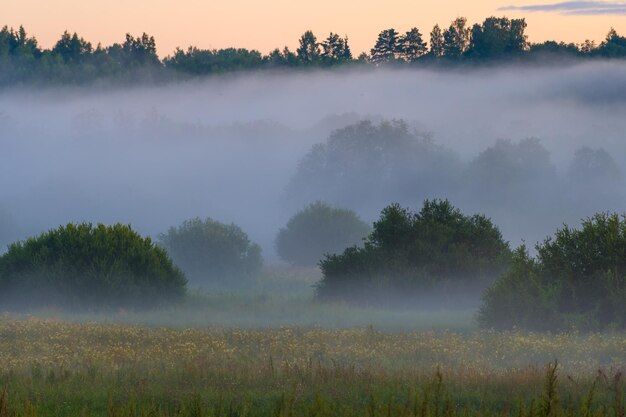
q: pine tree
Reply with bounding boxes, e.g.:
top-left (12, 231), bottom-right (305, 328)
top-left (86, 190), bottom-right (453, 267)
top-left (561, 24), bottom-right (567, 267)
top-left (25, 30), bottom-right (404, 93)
top-left (370, 28), bottom-right (400, 64)
top-left (443, 17), bottom-right (471, 58)
top-left (430, 24), bottom-right (444, 58)
top-left (296, 30), bottom-right (320, 63)
top-left (321, 32), bottom-right (352, 63)
top-left (399, 27), bottom-right (427, 62)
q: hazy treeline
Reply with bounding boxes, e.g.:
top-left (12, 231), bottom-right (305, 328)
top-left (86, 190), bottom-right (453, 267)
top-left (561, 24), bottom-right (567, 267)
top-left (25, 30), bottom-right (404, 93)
top-left (2, 16), bottom-right (626, 85)
top-left (288, 120), bottom-right (625, 250)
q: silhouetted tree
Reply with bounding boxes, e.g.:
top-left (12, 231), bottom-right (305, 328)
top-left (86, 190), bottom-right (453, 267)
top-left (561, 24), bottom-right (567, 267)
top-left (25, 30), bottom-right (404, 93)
top-left (443, 17), bottom-right (471, 58)
top-left (165, 46), bottom-right (263, 73)
top-left (468, 17), bottom-right (527, 59)
top-left (597, 28), bottom-right (626, 57)
top-left (321, 33), bottom-right (352, 63)
top-left (52, 31), bottom-right (93, 63)
top-left (399, 27), bottom-right (427, 62)
top-left (429, 24), bottom-right (444, 58)
top-left (296, 30), bottom-right (320, 63)
top-left (370, 28), bottom-right (400, 64)
top-left (529, 41), bottom-right (580, 57)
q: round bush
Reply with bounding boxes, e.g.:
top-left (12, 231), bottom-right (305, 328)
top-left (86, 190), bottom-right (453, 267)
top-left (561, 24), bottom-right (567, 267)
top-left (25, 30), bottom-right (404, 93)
top-left (0, 223), bottom-right (186, 310)
top-left (159, 217), bottom-right (263, 288)
top-left (275, 201), bottom-right (371, 266)
top-left (479, 212), bottom-right (626, 331)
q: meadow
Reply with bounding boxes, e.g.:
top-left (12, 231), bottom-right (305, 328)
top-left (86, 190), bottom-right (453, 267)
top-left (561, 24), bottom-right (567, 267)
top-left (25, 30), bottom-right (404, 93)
top-left (0, 300), bottom-right (624, 417)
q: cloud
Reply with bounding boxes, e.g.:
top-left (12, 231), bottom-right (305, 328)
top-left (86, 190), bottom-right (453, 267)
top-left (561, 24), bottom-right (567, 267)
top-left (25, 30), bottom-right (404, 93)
top-left (498, 1), bottom-right (626, 15)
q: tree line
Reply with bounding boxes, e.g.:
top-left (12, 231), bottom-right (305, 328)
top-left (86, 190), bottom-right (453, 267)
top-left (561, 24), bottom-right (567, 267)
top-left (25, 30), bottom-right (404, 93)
top-left (2, 16), bottom-right (626, 85)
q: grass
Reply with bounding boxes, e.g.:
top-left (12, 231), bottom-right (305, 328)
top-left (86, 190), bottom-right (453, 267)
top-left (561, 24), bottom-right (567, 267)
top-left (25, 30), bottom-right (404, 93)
top-left (0, 316), bottom-right (624, 416)
top-left (0, 267), bottom-right (623, 417)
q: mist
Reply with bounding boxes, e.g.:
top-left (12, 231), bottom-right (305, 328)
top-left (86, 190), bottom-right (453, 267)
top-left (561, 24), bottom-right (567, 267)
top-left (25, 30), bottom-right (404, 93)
top-left (2, 61), bottom-right (626, 261)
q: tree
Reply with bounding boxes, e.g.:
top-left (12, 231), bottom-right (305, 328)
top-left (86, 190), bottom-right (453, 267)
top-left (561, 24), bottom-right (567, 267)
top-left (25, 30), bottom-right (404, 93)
top-left (429, 24), bottom-right (444, 58)
top-left (529, 41), bottom-right (580, 57)
top-left (317, 200), bottom-right (511, 303)
top-left (287, 120), bottom-right (460, 210)
top-left (565, 147), bottom-right (623, 213)
top-left (164, 47), bottom-right (263, 74)
top-left (399, 28), bottom-right (427, 62)
top-left (568, 147), bottom-right (621, 184)
top-left (0, 223), bottom-right (186, 310)
top-left (111, 32), bottom-right (159, 67)
top-left (53, 31), bottom-right (93, 63)
top-left (275, 201), bottom-right (370, 266)
top-left (296, 30), bottom-right (320, 63)
top-left (579, 39), bottom-right (597, 55)
top-left (264, 46), bottom-right (299, 67)
top-left (479, 213), bottom-right (626, 331)
top-left (159, 217), bottom-right (263, 288)
top-left (442, 17), bottom-right (471, 58)
top-left (597, 28), bottom-right (626, 58)
top-left (467, 17), bottom-right (527, 59)
top-left (321, 33), bottom-right (352, 63)
top-left (370, 29), bottom-right (400, 64)
top-left (465, 138), bottom-right (556, 206)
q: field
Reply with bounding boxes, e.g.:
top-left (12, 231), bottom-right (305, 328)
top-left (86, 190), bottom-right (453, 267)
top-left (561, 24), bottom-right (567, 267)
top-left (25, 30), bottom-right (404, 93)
top-left (0, 293), bottom-right (625, 417)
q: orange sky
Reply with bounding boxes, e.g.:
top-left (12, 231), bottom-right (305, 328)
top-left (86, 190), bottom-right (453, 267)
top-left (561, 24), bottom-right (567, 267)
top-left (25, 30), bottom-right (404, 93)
top-left (1, 0), bottom-right (624, 57)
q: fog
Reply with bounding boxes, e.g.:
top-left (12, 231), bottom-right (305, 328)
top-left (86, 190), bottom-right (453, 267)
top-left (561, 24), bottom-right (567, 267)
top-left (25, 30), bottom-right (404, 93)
top-left (1, 61), bottom-right (626, 260)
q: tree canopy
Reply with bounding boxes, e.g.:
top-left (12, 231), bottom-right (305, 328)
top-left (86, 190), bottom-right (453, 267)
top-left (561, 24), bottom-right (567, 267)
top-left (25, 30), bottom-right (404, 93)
top-left (275, 201), bottom-right (371, 266)
top-left (479, 213), bottom-right (626, 331)
top-left (286, 120), bottom-right (460, 210)
top-left (0, 223), bottom-right (186, 310)
top-left (1, 18), bottom-right (625, 86)
top-left (317, 200), bottom-right (511, 304)
top-left (159, 217), bottom-right (263, 288)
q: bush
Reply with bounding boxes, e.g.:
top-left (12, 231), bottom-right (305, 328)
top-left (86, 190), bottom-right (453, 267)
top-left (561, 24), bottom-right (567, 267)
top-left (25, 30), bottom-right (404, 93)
top-left (159, 217), bottom-right (263, 288)
top-left (0, 223), bottom-right (186, 310)
top-left (479, 212), bottom-right (626, 331)
top-left (275, 201), bottom-right (371, 266)
top-left (316, 199), bottom-right (511, 304)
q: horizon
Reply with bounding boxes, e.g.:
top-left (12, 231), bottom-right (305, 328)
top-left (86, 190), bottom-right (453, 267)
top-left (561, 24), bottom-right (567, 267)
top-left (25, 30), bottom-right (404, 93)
top-left (2, 0), bottom-right (625, 58)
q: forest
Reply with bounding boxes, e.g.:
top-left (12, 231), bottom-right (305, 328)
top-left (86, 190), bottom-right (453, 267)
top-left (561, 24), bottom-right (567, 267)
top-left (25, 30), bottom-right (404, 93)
top-left (1, 16), bottom-right (626, 86)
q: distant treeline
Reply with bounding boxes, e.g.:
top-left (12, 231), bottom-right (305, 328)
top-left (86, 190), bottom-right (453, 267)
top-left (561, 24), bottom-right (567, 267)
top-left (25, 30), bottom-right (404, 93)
top-left (2, 16), bottom-right (626, 85)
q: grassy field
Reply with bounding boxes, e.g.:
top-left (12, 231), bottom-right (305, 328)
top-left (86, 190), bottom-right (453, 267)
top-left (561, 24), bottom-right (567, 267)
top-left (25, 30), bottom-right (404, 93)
top-left (0, 265), bottom-right (623, 417)
top-left (0, 313), bottom-right (624, 417)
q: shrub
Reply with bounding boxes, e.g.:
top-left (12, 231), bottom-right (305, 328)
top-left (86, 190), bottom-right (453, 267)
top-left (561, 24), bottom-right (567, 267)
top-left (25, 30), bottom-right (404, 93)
top-left (275, 201), bottom-right (371, 266)
top-left (159, 217), bottom-right (263, 288)
top-left (479, 212), bottom-right (626, 331)
top-left (0, 223), bottom-right (186, 310)
top-left (316, 199), bottom-right (511, 304)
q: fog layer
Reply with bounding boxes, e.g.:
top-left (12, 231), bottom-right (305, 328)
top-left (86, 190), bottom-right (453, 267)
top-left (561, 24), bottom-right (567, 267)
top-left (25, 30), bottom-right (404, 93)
top-left (1, 62), bottom-right (626, 258)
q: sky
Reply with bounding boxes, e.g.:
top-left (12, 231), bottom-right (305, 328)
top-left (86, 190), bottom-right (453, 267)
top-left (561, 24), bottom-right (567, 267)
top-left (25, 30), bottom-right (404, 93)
top-left (1, 0), bottom-right (625, 57)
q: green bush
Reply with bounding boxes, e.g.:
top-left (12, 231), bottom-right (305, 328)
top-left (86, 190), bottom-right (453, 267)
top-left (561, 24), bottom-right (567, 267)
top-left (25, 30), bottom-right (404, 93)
top-left (316, 199), bottom-right (511, 304)
top-left (479, 212), bottom-right (626, 331)
top-left (159, 217), bottom-right (263, 288)
top-left (275, 201), bottom-right (371, 266)
top-left (0, 223), bottom-right (186, 310)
